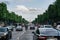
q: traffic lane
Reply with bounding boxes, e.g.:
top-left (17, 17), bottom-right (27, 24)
top-left (19, 30), bottom-right (34, 40)
top-left (19, 27), bottom-right (57, 40)
top-left (11, 31), bottom-right (25, 40)
top-left (10, 27), bottom-right (26, 40)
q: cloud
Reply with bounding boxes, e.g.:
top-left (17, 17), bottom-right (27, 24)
top-left (7, 5), bottom-right (44, 22)
top-left (13, 5), bottom-right (42, 12)
top-left (29, 8), bottom-right (40, 11)
top-left (17, 0), bottom-right (32, 2)
top-left (0, 0), bottom-right (55, 22)
top-left (16, 5), bottom-right (29, 11)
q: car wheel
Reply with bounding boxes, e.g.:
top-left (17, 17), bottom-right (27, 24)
top-left (6, 35), bottom-right (9, 40)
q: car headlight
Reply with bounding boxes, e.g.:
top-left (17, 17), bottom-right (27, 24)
top-left (4, 32), bottom-right (7, 35)
top-left (4, 33), bottom-right (7, 35)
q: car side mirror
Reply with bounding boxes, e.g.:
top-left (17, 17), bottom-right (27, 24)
top-left (32, 32), bottom-right (36, 35)
top-left (32, 32), bottom-right (34, 33)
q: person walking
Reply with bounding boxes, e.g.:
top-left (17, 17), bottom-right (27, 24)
top-left (25, 24), bottom-right (28, 31)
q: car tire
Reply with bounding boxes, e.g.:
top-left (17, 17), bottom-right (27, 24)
top-left (6, 35), bottom-right (9, 40)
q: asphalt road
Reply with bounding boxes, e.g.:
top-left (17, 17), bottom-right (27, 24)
top-left (19, 30), bottom-right (34, 40)
top-left (10, 27), bottom-right (35, 40)
top-left (9, 26), bottom-right (59, 40)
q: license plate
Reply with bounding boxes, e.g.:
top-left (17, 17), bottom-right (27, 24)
top-left (47, 38), bottom-right (57, 40)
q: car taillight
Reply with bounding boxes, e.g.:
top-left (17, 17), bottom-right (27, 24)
top-left (38, 36), bottom-right (47, 40)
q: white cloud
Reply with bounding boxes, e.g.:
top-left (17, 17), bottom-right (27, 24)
top-left (8, 5), bottom-right (45, 22)
top-left (13, 5), bottom-right (42, 12)
top-left (16, 5), bottom-right (29, 11)
top-left (7, 5), bottom-right (45, 22)
top-left (29, 8), bottom-right (40, 11)
top-left (17, 0), bottom-right (32, 1)
top-left (0, 0), bottom-right (55, 22)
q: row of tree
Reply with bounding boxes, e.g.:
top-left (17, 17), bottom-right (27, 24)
top-left (0, 2), bottom-right (28, 25)
top-left (32, 0), bottom-right (60, 25)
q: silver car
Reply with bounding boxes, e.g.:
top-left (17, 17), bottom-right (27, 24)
top-left (16, 26), bottom-right (23, 31)
top-left (32, 25), bottom-right (60, 40)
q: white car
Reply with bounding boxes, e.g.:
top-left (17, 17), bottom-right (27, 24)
top-left (32, 25), bottom-right (60, 40)
top-left (16, 26), bottom-right (23, 31)
top-left (39, 25), bottom-right (59, 36)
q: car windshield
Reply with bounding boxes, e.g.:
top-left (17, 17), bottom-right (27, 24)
top-left (17, 26), bottom-right (22, 28)
top-left (0, 28), bottom-right (7, 32)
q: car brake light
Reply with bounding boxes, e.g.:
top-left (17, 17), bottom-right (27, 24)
top-left (38, 36), bottom-right (47, 39)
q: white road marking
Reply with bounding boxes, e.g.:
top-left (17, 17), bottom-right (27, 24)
top-left (17, 37), bottom-right (19, 40)
top-left (47, 38), bottom-right (57, 40)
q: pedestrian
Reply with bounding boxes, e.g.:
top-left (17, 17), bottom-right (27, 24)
top-left (25, 24), bottom-right (28, 31)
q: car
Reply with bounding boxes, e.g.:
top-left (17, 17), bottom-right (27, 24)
top-left (12, 26), bottom-right (15, 28)
top-left (30, 24), bottom-right (35, 30)
top-left (6, 26), bottom-right (13, 31)
top-left (30, 26), bottom-right (35, 30)
top-left (29, 23), bottom-right (35, 30)
top-left (5, 27), bottom-right (12, 39)
top-left (16, 26), bottom-right (23, 31)
top-left (0, 27), bottom-right (12, 40)
top-left (32, 25), bottom-right (60, 40)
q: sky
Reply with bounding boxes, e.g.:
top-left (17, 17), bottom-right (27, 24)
top-left (0, 0), bottom-right (56, 22)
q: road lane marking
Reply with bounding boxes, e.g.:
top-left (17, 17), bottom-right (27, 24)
top-left (47, 38), bottom-right (57, 40)
top-left (19, 31), bottom-right (26, 37)
top-left (17, 37), bottom-right (19, 40)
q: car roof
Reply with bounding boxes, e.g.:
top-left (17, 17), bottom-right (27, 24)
top-left (43, 25), bottom-right (52, 26)
top-left (39, 25), bottom-right (52, 28)
top-left (0, 27), bottom-right (7, 29)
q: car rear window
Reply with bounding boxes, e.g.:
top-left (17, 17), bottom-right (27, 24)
top-left (45, 26), bottom-right (52, 28)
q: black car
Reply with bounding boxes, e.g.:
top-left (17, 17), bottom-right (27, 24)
top-left (30, 27), bottom-right (35, 30)
top-left (0, 27), bottom-right (12, 40)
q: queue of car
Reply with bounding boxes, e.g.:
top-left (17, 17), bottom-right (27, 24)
top-left (0, 23), bottom-right (60, 40)
top-left (0, 25), bottom-right (24, 40)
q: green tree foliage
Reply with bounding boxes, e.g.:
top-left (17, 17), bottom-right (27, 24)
top-left (0, 2), bottom-right (28, 24)
top-left (32, 0), bottom-right (60, 24)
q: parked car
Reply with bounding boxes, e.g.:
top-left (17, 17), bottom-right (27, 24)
top-left (16, 26), bottom-right (23, 31)
top-left (32, 25), bottom-right (60, 40)
top-left (0, 27), bottom-right (12, 40)
top-left (6, 26), bottom-right (13, 31)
